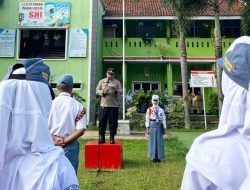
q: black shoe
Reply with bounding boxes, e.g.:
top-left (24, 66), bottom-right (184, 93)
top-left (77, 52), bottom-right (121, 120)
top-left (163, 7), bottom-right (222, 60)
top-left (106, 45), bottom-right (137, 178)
top-left (157, 159), bottom-right (161, 163)
top-left (110, 136), bottom-right (115, 144)
top-left (99, 135), bottom-right (105, 144)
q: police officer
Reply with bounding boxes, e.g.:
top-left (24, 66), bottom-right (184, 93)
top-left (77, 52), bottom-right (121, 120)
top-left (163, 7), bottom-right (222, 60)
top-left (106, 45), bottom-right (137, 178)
top-left (96, 68), bottom-right (122, 144)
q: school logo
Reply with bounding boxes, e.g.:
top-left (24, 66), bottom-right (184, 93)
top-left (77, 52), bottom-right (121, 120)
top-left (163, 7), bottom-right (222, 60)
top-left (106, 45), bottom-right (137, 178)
top-left (224, 57), bottom-right (234, 73)
top-left (64, 184), bottom-right (79, 190)
top-left (42, 71), bottom-right (49, 81)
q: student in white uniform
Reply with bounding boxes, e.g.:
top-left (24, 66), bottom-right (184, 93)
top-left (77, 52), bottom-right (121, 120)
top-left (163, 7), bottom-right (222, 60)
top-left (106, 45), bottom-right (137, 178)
top-left (145, 95), bottom-right (167, 163)
top-left (0, 58), bottom-right (79, 190)
top-left (181, 36), bottom-right (250, 190)
top-left (49, 74), bottom-right (87, 175)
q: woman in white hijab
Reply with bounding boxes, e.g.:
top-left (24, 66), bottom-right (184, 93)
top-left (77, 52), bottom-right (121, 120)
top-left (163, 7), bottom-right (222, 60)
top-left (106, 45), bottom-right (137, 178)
top-left (181, 36), bottom-right (250, 190)
top-left (145, 94), bottom-right (167, 163)
top-left (0, 58), bottom-right (79, 190)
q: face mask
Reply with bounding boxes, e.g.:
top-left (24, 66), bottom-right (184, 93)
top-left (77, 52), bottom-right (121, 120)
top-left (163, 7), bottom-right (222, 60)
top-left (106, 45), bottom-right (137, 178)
top-left (152, 100), bottom-right (159, 106)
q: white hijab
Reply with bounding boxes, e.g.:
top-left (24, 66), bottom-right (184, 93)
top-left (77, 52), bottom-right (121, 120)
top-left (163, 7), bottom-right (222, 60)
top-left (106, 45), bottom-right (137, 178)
top-left (0, 79), bottom-right (78, 189)
top-left (185, 72), bottom-right (250, 190)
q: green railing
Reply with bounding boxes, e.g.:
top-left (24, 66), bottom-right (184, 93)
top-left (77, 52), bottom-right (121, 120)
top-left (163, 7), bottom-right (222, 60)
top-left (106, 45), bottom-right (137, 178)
top-left (103, 37), bottom-right (235, 58)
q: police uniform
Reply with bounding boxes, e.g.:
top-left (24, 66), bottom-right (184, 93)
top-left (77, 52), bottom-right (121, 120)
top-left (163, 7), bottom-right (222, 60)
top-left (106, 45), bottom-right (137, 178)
top-left (96, 68), bottom-right (122, 143)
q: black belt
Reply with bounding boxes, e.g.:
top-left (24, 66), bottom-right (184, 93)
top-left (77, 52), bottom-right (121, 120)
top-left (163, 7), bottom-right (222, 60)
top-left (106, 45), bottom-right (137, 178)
top-left (150, 119), bottom-right (163, 123)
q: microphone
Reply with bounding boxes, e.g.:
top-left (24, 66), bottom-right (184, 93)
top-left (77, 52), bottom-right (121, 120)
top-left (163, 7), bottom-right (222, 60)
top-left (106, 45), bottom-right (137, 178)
top-left (103, 79), bottom-right (110, 95)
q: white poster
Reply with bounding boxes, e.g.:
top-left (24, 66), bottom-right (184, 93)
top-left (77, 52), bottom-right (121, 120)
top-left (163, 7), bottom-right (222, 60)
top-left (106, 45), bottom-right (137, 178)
top-left (19, 2), bottom-right (71, 27)
top-left (68, 29), bottom-right (88, 57)
top-left (190, 71), bottom-right (216, 87)
top-left (0, 29), bottom-right (16, 57)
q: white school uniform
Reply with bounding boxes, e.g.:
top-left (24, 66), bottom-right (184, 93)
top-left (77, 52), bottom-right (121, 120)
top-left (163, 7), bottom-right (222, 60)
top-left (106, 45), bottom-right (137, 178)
top-left (0, 80), bottom-right (79, 190)
top-left (145, 105), bottom-right (167, 129)
top-left (48, 92), bottom-right (87, 138)
top-left (181, 72), bottom-right (250, 190)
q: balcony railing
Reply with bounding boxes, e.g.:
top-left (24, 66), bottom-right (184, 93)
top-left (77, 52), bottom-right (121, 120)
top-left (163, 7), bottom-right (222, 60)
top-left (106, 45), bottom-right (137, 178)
top-left (103, 37), bottom-right (235, 59)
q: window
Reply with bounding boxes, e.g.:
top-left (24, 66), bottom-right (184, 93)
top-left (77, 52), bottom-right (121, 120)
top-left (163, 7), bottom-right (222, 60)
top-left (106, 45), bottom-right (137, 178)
top-left (18, 29), bottom-right (67, 59)
top-left (132, 82), bottom-right (160, 92)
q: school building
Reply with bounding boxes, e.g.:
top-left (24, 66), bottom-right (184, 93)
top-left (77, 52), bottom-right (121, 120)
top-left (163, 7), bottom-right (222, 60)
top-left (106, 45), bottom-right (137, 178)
top-left (0, 0), bottom-right (243, 123)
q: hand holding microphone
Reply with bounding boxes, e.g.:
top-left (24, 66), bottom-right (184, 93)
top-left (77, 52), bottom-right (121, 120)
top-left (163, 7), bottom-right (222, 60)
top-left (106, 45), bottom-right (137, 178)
top-left (103, 80), bottom-right (110, 95)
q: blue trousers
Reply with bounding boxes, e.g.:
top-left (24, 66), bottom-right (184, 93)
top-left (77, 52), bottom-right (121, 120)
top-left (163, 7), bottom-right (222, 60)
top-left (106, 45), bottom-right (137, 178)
top-left (63, 140), bottom-right (79, 175)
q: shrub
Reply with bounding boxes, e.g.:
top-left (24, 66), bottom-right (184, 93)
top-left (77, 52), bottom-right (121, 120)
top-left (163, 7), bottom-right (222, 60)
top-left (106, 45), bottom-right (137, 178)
top-left (168, 99), bottom-right (185, 128)
top-left (126, 106), bottom-right (137, 119)
top-left (207, 93), bottom-right (219, 115)
top-left (131, 89), bottom-right (169, 113)
top-left (72, 91), bottom-right (86, 103)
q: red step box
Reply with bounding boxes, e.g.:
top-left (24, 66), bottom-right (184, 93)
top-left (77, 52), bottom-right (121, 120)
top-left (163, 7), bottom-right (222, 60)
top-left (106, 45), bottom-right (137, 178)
top-left (85, 140), bottom-right (123, 169)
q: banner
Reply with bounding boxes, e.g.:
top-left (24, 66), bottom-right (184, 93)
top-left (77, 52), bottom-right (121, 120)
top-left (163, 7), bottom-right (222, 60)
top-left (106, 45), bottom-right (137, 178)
top-left (0, 29), bottom-right (16, 57)
top-left (68, 29), bottom-right (88, 57)
top-left (19, 2), bottom-right (70, 27)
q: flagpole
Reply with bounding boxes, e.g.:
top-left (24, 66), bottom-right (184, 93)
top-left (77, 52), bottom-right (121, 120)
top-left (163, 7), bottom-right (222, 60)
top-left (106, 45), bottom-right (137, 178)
top-left (122, 0), bottom-right (125, 120)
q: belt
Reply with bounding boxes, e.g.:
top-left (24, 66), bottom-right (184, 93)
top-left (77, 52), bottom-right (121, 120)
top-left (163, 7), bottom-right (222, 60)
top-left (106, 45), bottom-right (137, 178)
top-left (150, 119), bottom-right (162, 123)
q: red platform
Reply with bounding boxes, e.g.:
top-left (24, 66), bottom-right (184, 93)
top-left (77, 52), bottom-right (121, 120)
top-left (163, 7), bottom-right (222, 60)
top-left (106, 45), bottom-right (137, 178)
top-left (85, 140), bottom-right (123, 169)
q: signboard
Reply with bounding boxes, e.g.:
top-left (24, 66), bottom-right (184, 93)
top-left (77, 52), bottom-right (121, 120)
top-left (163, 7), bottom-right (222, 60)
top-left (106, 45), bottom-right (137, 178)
top-left (0, 29), bottom-right (16, 57)
top-left (190, 70), bottom-right (217, 130)
top-left (68, 29), bottom-right (88, 57)
top-left (19, 2), bottom-right (71, 27)
top-left (190, 71), bottom-right (216, 88)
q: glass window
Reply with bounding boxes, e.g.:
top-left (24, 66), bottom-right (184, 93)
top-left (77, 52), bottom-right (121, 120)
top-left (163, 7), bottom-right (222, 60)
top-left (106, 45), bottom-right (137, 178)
top-left (18, 29), bottom-right (67, 59)
top-left (132, 82), bottom-right (160, 92)
top-left (151, 83), bottom-right (159, 90)
top-left (134, 83), bottom-right (141, 91)
top-left (142, 83), bottom-right (150, 92)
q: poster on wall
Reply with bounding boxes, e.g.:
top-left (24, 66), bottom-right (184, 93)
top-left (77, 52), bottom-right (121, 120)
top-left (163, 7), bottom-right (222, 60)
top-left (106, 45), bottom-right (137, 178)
top-left (0, 29), bottom-right (16, 57)
top-left (19, 2), bottom-right (71, 27)
top-left (68, 29), bottom-right (88, 57)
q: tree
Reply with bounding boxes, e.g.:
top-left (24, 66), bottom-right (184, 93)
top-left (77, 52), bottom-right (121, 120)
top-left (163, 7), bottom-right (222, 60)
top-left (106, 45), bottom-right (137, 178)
top-left (241, 0), bottom-right (250, 35)
top-left (205, 0), bottom-right (237, 115)
top-left (162, 0), bottom-right (207, 128)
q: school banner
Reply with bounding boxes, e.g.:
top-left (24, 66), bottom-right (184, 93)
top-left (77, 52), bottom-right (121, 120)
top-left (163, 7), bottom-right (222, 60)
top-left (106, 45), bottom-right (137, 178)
top-left (0, 29), bottom-right (16, 57)
top-left (19, 2), bottom-right (71, 27)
